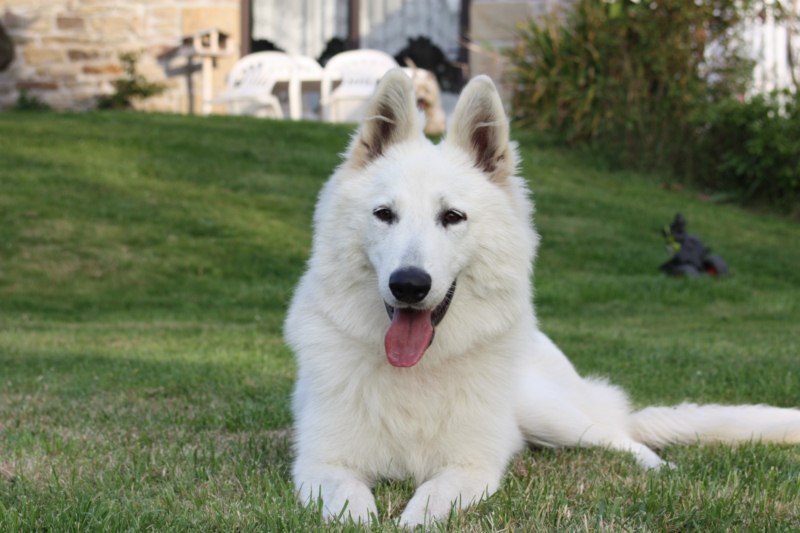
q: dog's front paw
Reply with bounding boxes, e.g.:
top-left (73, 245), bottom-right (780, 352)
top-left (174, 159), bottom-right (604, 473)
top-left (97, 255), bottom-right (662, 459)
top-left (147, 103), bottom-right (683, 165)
top-left (295, 466), bottom-right (377, 525)
top-left (323, 481), bottom-right (377, 524)
top-left (398, 469), bottom-right (496, 527)
top-left (398, 488), bottom-right (462, 528)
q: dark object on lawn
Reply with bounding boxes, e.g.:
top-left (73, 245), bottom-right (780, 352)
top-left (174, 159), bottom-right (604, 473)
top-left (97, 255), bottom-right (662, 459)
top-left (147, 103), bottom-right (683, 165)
top-left (660, 213), bottom-right (728, 277)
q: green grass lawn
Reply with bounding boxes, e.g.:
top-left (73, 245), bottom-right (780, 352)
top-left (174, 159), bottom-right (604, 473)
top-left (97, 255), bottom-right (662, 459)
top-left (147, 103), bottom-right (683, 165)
top-left (1, 111), bottom-right (798, 531)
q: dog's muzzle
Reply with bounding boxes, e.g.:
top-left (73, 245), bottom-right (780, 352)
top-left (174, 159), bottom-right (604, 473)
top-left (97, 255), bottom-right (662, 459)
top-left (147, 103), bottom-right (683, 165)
top-left (384, 279), bottom-right (456, 327)
top-left (383, 278), bottom-right (456, 367)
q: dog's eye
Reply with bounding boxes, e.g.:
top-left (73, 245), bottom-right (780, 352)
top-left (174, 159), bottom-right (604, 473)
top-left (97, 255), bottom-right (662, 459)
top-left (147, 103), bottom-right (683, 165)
top-left (373, 207), bottom-right (395, 224)
top-left (441, 209), bottom-right (467, 227)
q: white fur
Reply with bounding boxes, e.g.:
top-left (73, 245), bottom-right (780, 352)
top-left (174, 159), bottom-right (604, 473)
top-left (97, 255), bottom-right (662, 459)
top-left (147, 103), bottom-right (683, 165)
top-left (284, 70), bottom-right (800, 527)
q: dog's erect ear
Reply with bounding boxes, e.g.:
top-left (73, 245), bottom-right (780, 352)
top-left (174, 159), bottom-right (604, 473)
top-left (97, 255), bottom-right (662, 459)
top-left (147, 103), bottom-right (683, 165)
top-left (447, 75), bottom-right (514, 183)
top-left (348, 68), bottom-right (419, 169)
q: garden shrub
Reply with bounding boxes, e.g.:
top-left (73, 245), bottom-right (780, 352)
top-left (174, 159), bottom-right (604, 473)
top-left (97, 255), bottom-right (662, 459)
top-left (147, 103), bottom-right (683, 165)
top-left (695, 92), bottom-right (800, 207)
top-left (506, 0), bottom-right (799, 212)
top-left (97, 51), bottom-right (166, 110)
top-left (14, 91), bottom-right (51, 111)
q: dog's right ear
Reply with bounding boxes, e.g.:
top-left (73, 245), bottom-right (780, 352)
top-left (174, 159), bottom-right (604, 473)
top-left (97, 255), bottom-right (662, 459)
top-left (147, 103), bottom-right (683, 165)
top-left (347, 68), bottom-right (419, 169)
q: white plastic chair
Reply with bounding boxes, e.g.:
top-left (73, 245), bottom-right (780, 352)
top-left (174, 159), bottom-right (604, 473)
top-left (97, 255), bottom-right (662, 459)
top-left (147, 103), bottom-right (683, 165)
top-left (320, 50), bottom-right (399, 123)
top-left (213, 51), bottom-right (294, 118)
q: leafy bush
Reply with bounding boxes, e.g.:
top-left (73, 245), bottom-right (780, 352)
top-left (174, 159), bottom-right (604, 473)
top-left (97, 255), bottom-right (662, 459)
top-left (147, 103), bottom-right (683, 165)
top-left (507, 0), bottom-right (753, 171)
top-left (507, 0), bottom-right (799, 212)
top-left (695, 92), bottom-right (800, 207)
top-left (14, 90), bottom-right (51, 111)
top-left (97, 51), bottom-right (166, 110)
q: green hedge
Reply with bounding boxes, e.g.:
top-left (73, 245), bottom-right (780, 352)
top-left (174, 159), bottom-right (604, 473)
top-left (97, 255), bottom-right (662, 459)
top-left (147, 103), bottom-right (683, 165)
top-left (695, 93), bottom-right (800, 207)
top-left (506, 0), bottom-right (799, 212)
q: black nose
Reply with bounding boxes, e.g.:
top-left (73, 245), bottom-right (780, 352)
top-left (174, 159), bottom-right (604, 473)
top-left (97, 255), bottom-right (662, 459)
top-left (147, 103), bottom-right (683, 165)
top-left (389, 267), bottom-right (431, 304)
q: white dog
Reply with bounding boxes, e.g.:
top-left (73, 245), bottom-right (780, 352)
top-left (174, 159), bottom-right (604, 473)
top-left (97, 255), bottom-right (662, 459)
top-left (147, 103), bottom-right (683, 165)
top-left (284, 70), bottom-right (800, 527)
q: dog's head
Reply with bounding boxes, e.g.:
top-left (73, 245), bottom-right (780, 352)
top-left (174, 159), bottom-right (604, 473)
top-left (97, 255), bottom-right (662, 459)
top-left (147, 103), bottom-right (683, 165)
top-left (312, 69), bottom-right (537, 367)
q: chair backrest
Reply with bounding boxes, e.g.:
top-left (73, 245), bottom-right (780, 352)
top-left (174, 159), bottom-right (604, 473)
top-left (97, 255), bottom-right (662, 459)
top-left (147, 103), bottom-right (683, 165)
top-left (321, 49), bottom-right (398, 104)
top-left (291, 54), bottom-right (323, 81)
top-left (226, 51), bottom-right (295, 92)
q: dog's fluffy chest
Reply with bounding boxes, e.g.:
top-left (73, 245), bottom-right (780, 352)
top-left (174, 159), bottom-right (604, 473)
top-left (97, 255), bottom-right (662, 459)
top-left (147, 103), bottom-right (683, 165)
top-left (295, 341), bottom-right (522, 481)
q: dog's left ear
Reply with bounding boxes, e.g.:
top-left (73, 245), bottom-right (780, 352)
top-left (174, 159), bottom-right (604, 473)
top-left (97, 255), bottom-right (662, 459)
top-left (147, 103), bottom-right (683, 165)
top-left (446, 75), bottom-right (514, 183)
top-left (348, 68), bottom-right (419, 169)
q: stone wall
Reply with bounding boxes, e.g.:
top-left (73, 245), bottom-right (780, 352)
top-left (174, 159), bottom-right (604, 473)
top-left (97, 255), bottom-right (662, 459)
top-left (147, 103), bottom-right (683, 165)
top-left (0, 0), bottom-right (241, 112)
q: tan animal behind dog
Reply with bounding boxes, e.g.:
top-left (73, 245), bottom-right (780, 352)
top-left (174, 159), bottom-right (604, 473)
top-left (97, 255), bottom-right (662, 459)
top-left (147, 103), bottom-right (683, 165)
top-left (404, 60), bottom-right (447, 136)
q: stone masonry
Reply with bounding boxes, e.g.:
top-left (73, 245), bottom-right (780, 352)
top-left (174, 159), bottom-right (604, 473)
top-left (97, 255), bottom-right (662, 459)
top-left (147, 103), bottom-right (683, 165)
top-left (0, 0), bottom-right (241, 112)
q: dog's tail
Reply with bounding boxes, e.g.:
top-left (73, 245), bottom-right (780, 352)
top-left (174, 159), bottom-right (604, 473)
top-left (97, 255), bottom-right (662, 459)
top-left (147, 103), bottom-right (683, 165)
top-left (630, 403), bottom-right (800, 449)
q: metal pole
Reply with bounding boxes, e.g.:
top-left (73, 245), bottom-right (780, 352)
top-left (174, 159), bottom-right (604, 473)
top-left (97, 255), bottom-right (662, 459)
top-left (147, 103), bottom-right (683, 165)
top-left (348, 0), bottom-right (360, 50)
top-left (240, 0), bottom-right (251, 57)
top-left (458, 0), bottom-right (471, 84)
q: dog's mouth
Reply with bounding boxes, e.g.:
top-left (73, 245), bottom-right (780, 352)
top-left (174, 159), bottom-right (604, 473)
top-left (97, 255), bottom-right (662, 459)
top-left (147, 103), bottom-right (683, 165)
top-left (416, 98), bottom-right (429, 110)
top-left (383, 280), bottom-right (456, 368)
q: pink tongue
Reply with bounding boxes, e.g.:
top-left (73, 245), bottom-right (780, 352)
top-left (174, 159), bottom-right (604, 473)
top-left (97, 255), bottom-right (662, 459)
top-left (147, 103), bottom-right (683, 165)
top-left (385, 308), bottom-right (433, 367)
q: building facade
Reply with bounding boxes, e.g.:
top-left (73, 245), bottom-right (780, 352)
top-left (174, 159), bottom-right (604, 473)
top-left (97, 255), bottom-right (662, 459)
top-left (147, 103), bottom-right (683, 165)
top-left (0, 0), bottom-right (563, 112)
top-left (3, 1), bottom-right (794, 112)
top-left (0, 0), bottom-right (242, 112)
